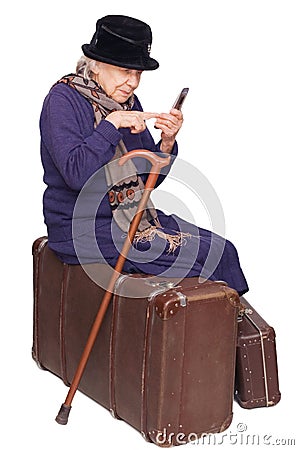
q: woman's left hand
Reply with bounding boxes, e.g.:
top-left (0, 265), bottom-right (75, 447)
top-left (154, 109), bottom-right (183, 153)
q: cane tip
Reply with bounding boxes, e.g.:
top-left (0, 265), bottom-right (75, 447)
top-left (55, 403), bottom-right (71, 425)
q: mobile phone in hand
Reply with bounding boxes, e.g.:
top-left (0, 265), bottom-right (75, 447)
top-left (172, 87), bottom-right (189, 110)
top-left (154, 88), bottom-right (189, 129)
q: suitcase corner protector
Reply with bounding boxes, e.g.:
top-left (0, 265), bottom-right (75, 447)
top-left (153, 291), bottom-right (187, 321)
top-left (222, 286), bottom-right (240, 308)
top-left (32, 236), bottom-right (48, 255)
top-left (219, 412), bottom-right (233, 433)
top-left (31, 348), bottom-right (46, 371)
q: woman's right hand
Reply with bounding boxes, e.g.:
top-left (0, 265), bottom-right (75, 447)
top-left (106, 110), bottom-right (159, 134)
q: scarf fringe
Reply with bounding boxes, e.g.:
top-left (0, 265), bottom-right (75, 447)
top-left (133, 226), bottom-right (192, 254)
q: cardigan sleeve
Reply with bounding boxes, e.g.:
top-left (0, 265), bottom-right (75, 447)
top-left (40, 90), bottom-right (122, 191)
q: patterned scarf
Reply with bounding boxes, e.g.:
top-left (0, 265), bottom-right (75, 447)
top-left (56, 74), bottom-right (190, 252)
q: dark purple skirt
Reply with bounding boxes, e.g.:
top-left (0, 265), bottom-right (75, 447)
top-left (108, 211), bottom-right (248, 296)
top-left (51, 210), bottom-right (249, 296)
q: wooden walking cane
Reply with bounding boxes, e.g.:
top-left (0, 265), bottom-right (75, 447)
top-left (55, 149), bottom-right (171, 425)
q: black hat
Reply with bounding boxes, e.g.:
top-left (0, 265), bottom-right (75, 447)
top-left (82, 15), bottom-right (159, 71)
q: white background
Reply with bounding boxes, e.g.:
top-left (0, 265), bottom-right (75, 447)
top-left (1, 1), bottom-right (298, 448)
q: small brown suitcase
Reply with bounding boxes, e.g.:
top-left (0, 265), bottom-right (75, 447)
top-left (32, 237), bottom-right (240, 446)
top-left (234, 297), bottom-right (281, 409)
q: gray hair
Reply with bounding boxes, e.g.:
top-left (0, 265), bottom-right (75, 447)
top-left (76, 56), bottom-right (98, 80)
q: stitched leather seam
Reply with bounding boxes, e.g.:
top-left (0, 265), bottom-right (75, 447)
top-left (59, 263), bottom-right (70, 385)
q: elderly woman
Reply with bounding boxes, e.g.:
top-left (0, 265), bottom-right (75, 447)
top-left (40, 15), bottom-right (249, 295)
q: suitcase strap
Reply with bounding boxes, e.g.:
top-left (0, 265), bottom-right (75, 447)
top-left (242, 310), bottom-right (271, 406)
top-left (110, 275), bottom-right (188, 441)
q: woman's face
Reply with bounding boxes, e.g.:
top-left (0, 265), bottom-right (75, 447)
top-left (93, 62), bottom-right (143, 103)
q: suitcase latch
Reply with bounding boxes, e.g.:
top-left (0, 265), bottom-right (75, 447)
top-left (146, 280), bottom-right (176, 289)
top-left (237, 304), bottom-right (253, 322)
top-left (176, 291), bottom-right (187, 307)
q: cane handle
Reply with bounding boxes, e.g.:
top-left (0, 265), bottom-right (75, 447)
top-left (119, 149), bottom-right (171, 172)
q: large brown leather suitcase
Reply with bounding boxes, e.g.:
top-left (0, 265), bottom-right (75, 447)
top-left (32, 236), bottom-right (240, 446)
top-left (235, 297), bottom-right (281, 409)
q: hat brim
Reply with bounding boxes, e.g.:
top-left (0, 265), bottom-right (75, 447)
top-left (82, 44), bottom-right (159, 71)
